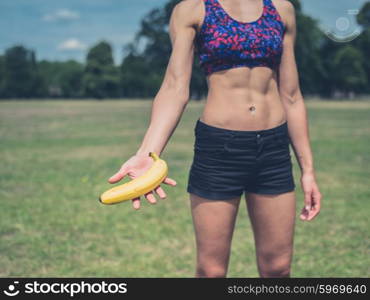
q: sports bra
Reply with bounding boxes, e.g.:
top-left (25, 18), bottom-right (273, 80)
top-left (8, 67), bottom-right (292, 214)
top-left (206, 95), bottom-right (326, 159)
top-left (195, 0), bottom-right (285, 76)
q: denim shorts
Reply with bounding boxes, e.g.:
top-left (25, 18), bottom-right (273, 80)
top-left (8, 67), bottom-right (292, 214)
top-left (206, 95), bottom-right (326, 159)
top-left (187, 118), bottom-right (296, 200)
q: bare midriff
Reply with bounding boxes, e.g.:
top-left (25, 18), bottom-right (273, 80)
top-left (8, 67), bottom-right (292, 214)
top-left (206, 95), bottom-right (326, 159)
top-left (200, 66), bottom-right (287, 131)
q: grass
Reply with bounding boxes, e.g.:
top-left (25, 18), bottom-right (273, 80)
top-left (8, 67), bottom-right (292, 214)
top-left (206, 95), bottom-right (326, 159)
top-left (0, 99), bottom-right (369, 277)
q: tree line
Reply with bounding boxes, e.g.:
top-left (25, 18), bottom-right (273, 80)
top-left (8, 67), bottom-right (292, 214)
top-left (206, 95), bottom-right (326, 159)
top-left (0, 0), bottom-right (369, 100)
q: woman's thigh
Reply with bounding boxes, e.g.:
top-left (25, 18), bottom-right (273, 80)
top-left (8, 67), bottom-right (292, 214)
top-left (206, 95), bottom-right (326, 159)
top-left (189, 193), bottom-right (241, 267)
top-left (245, 191), bottom-right (296, 270)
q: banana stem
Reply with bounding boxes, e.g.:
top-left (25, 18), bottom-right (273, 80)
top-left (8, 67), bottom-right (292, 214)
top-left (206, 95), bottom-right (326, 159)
top-left (149, 151), bottom-right (159, 161)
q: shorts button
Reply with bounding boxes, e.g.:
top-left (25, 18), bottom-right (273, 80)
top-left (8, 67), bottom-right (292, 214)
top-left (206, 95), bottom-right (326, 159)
top-left (256, 134), bottom-right (261, 138)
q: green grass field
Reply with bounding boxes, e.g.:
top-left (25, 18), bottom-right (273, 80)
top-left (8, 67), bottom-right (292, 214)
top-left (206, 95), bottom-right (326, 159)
top-left (0, 99), bottom-right (369, 277)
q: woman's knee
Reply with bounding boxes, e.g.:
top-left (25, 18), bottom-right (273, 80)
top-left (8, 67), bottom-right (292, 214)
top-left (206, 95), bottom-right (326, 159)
top-left (258, 257), bottom-right (292, 278)
top-left (196, 264), bottom-right (227, 278)
top-left (257, 249), bottom-right (292, 278)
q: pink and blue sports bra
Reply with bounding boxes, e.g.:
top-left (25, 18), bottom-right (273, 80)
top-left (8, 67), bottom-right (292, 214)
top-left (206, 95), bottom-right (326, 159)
top-left (195, 0), bottom-right (286, 76)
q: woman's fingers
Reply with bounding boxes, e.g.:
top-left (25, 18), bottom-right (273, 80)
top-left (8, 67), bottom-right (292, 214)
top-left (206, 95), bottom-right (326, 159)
top-left (154, 185), bottom-right (167, 199)
top-left (306, 190), bottom-right (322, 221)
top-left (299, 206), bottom-right (309, 220)
top-left (108, 165), bottom-right (129, 184)
top-left (300, 189), bottom-right (322, 221)
top-left (300, 189), bottom-right (313, 221)
top-left (129, 176), bottom-right (176, 210)
top-left (132, 197), bottom-right (141, 210)
top-left (163, 177), bottom-right (177, 186)
top-left (145, 191), bottom-right (157, 204)
top-left (307, 208), bottom-right (319, 221)
top-left (131, 186), bottom-right (168, 210)
top-left (303, 190), bottom-right (312, 212)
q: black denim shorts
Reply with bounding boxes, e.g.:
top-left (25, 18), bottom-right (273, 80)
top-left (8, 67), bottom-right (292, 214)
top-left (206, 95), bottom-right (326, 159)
top-left (187, 118), bottom-right (296, 200)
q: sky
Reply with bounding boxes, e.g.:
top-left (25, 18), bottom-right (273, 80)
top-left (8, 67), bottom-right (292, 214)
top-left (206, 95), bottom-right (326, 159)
top-left (0, 0), bottom-right (368, 65)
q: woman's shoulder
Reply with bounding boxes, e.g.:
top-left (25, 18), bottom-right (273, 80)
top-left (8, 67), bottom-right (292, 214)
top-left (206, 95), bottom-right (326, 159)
top-left (271, 0), bottom-right (296, 28)
top-left (173, 0), bottom-right (204, 15)
top-left (171, 0), bottom-right (205, 29)
top-left (271, 0), bottom-right (296, 16)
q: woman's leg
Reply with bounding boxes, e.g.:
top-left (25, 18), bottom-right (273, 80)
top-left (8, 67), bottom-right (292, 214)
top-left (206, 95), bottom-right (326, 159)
top-left (189, 193), bottom-right (241, 278)
top-left (245, 191), bottom-right (296, 278)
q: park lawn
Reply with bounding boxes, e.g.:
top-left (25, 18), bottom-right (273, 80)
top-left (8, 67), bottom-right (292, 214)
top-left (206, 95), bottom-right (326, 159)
top-left (0, 99), bottom-right (369, 277)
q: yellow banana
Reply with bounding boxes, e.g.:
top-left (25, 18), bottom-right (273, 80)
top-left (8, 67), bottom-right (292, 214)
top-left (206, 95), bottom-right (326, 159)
top-left (99, 151), bottom-right (168, 205)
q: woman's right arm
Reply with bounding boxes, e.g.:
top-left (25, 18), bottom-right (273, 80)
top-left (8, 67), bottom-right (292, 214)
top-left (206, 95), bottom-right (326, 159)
top-left (108, 0), bottom-right (199, 210)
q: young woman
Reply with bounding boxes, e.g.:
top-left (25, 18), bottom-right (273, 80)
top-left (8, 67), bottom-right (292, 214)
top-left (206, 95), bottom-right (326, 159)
top-left (108, 0), bottom-right (322, 278)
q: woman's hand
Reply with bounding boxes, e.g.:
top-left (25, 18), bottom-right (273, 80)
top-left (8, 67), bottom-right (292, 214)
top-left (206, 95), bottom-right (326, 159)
top-left (300, 172), bottom-right (322, 221)
top-left (108, 153), bottom-right (177, 210)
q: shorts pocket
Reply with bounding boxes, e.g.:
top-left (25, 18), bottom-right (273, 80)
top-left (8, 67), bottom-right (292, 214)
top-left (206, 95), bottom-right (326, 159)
top-left (273, 132), bottom-right (290, 146)
top-left (194, 132), bottom-right (228, 156)
top-left (272, 133), bottom-right (291, 155)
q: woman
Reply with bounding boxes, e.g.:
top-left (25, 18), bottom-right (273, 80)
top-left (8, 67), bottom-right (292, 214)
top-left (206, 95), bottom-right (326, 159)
top-left (108, 0), bottom-right (322, 278)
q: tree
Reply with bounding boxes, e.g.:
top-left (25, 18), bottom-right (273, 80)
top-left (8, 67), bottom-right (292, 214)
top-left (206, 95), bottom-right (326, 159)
top-left (356, 2), bottom-right (370, 28)
top-left (121, 0), bottom-right (207, 99)
top-left (38, 60), bottom-right (63, 97)
top-left (289, 0), bottom-right (302, 11)
top-left (353, 2), bottom-right (370, 93)
top-left (120, 52), bottom-right (162, 97)
top-left (0, 55), bottom-right (4, 97)
top-left (1, 45), bottom-right (45, 98)
top-left (290, 0), bottom-right (325, 95)
top-left (332, 45), bottom-right (367, 97)
top-left (38, 60), bottom-right (84, 98)
top-left (59, 61), bottom-right (84, 98)
top-left (82, 41), bottom-right (120, 99)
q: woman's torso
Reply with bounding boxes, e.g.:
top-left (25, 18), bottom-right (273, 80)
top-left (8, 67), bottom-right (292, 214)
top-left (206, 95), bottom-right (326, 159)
top-left (193, 0), bottom-right (287, 130)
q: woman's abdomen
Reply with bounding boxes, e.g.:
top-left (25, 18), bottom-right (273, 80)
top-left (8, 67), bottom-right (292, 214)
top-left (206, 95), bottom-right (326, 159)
top-left (201, 67), bottom-right (286, 131)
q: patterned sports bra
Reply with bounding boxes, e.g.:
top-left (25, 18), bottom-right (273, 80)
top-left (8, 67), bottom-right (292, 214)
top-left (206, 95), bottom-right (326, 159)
top-left (195, 0), bottom-right (285, 76)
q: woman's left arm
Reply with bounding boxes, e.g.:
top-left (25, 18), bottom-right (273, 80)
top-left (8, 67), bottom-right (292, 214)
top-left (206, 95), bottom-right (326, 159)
top-left (276, 0), bottom-right (322, 221)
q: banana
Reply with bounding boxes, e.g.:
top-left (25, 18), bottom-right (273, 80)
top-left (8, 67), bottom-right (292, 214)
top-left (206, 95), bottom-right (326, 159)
top-left (99, 151), bottom-right (168, 205)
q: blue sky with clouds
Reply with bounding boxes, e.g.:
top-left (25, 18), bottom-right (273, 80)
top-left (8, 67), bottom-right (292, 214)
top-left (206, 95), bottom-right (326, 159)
top-left (0, 0), bottom-right (368, 65)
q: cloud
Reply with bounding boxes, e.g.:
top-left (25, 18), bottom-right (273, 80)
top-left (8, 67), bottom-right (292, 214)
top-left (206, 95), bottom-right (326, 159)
top-left (43, 9), bottom-right (80, 22)
top-left (57, 38), bottom-right (87, 51)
